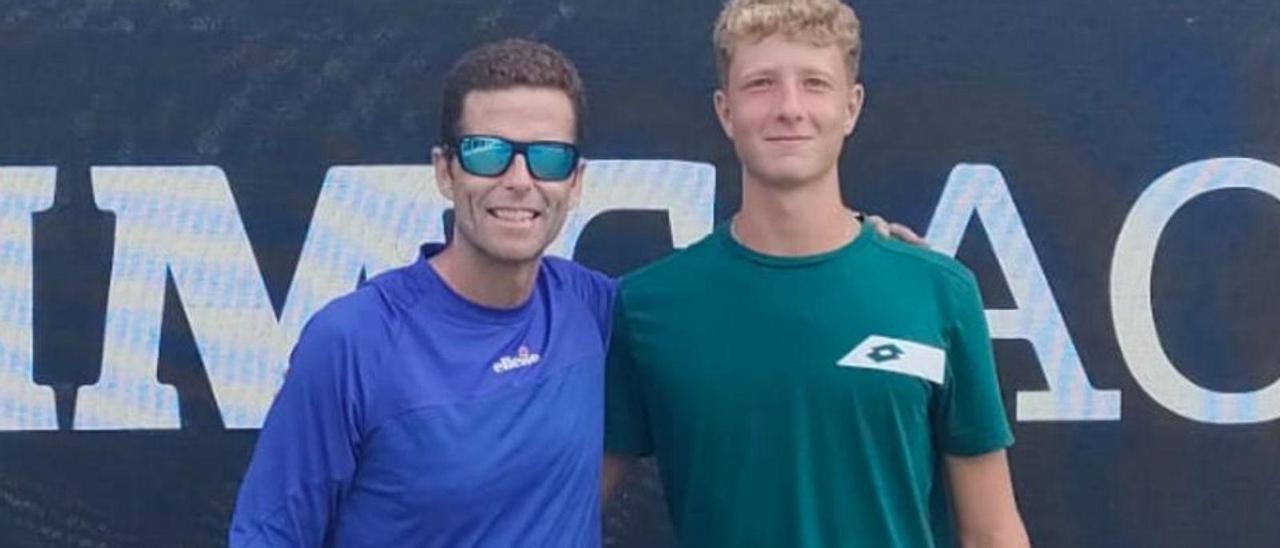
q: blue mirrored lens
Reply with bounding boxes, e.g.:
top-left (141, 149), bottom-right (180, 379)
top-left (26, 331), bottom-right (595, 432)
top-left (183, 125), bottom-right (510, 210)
top-left (454, 136), bottom-right (578, 181)
top-left (526, 143), bottom-right (577, 181)
top-left (458, 137), bottom-right (513, 176)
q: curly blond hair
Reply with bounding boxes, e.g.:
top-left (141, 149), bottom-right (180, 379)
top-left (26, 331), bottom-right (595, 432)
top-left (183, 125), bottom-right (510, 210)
top-left (713, 0), bottom-right (862, 86)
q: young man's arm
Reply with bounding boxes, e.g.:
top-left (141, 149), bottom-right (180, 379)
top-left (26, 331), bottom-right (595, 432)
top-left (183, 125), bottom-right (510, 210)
top-left (945, 450), bottom-right (1030, 548)
top-left (937, 263), bottom-right (1027, 548)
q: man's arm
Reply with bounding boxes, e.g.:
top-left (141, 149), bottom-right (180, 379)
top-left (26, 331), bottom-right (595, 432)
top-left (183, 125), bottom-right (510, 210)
top-left (859, 211), bottom-right (928, 246)
top-left (945, 449), bottom-right (1030, 548)
top-left (602, 453), bottom-right (633, 503)
top-left (229, 310), bottom-right (365, 547)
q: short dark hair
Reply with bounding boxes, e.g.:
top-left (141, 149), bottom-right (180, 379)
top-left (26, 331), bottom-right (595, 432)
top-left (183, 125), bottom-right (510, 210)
top-left (439, 38), bottom-right (586, 147)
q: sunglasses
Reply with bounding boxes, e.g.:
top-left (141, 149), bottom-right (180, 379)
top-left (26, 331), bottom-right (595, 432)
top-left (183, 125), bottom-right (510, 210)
top-left (449, 135), bottom-right (581, 182)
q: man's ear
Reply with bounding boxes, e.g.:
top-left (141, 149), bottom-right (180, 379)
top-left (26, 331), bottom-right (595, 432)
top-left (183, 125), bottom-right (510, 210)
top-left (432, 146), bottom-right (456, 201)
top-left (714, 89), bottom-right (735, 140)
top-left (566, 160), bottom-right (586, 210)
top-left (844, 83), bottom-right (865, 136)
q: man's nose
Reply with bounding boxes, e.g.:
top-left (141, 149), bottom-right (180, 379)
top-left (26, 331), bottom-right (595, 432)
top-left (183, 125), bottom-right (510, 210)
top-left (501, 154), bottom-right (536, 190)
top-left (774, 81), bottom-right (805, 122)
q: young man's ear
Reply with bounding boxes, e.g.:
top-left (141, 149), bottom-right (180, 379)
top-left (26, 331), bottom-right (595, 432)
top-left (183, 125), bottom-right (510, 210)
top-left (432, 146), bottom-right (456, 201)
top-left (713, 88), bottom-right (735, 140)
top-left (844, 83), bottom-right (865, 136)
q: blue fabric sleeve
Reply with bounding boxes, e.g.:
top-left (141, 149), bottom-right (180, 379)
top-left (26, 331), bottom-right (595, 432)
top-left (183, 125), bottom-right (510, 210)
top-left (229, 306), bottom-right (368, 547)
top-left (584, 271), bottom-right (618, 345)
top-left (548, 258), bottom-right (617, 345)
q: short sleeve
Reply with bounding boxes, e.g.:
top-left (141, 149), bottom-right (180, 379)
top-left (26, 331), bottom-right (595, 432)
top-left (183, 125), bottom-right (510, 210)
top-left (550, 259), bottom-right (618, 346)
top-left (581, 269), bottom-right (618, 345)
top-left (933, 270), bottom-right (1014, 456)
top-left (604, 291), bottom-right (654, 457)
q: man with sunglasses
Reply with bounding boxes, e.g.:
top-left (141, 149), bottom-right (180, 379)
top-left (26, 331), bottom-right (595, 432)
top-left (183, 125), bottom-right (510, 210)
top-left (230, 39), bottom-right (612, 547)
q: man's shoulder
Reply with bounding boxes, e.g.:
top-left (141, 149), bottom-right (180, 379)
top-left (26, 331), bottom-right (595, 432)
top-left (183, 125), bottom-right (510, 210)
top-left (361, 260), bottom-right (430, 308)
top-left (305, 264), bottom-right (418, 345)
top-left (540, 257), bottom-right (617, 341)
top-left (541, 256), bottom-right (617, 312)
top-left (305, 287), bottom-right (391, 344)
top-left (618, 230), bottom-right (722, 293)
top-left (865, 233), bottom-right (979, 293)
top-left (542, 255), bottom-right (616, 293)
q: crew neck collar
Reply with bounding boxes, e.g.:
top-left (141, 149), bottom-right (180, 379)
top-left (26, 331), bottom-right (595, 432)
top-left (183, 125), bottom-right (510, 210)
top-left (410, 243), bottom-right (540, 323)
top-left (716, 218), bottom-right (874, 268)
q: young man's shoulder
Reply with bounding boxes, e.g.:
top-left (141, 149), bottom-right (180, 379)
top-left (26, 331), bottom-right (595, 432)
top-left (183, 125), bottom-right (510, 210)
top-left (865, 232), bottom-right (980, 293)
top-left (616, 230), bottom-right (722, 293)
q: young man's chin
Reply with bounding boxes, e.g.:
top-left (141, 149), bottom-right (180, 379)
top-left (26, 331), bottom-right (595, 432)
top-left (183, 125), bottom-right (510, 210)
top-left (749, 170), bottom-right (822, 189)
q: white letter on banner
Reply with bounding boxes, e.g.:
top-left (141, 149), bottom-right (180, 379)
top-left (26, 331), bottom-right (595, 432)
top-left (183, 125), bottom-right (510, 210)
top-left (1112, 157), bottom-right (1280, 424)
top-left (78, 166), bottom-right (449, 429)
top-left (926, 164), bottom-right (1121, 421)
top-left (546, 160), bottom-right (716, 257)
top-left (0, 167), bottom-right (57, 430)
top-left (78, 167), bottom-right (288, 429)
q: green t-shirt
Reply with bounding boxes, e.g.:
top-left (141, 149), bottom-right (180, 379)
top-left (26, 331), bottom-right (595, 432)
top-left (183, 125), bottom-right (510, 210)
top-left (605, 221), bottom-right (1013, 548)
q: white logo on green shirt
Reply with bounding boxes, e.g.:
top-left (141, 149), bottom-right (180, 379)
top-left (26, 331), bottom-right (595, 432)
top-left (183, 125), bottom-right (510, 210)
top-left (837, 335), bottom-right (945, 384)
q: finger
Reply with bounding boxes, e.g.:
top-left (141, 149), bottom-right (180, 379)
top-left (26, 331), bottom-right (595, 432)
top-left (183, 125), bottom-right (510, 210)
top-left (889, 222), bottom-right (930, 248)
top-left (866, 214), bottom-right (892, 238)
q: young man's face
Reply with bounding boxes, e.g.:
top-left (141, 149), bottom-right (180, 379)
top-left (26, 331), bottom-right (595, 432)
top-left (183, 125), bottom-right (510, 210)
top-left (433, 86), bottom-right (582, 265)
top-left (715, 34), bottom-right (864, 188)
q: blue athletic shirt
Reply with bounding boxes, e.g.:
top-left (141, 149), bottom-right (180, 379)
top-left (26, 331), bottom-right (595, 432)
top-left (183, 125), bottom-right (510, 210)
top-left (230, 244), bottom-right (616, 547)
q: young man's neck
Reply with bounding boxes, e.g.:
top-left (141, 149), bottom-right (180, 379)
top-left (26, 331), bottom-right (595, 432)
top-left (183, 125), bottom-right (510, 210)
top-left (733, 170), bottom-right (860, 256)
top-left (428, 240), bottom-right (540, 309)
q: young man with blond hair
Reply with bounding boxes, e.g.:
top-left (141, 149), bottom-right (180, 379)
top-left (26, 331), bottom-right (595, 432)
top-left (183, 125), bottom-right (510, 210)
top-left (603, 0), bottom-right (1030, 546)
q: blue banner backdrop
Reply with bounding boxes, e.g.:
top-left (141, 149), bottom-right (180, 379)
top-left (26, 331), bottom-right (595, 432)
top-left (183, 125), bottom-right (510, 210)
top-left (1, 1), bottom-right (1278, 546)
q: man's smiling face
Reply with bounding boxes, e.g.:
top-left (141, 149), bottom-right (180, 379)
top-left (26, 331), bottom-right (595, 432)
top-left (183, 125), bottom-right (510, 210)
top-left (433, 86), bottom-right (583, 265)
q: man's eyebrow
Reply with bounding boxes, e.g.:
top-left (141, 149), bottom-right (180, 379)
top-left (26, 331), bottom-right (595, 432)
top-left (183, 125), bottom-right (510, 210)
top-left (797, 65), bottom-right (838, 77)
top-left (737, 66), bottom-right (779, 79)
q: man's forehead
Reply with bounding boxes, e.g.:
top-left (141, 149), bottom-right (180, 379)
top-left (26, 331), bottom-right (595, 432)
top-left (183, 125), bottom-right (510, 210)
top-left (458, 87), bottom-right (577, 137)
top-left (727, 35), bottom-right (848, 77)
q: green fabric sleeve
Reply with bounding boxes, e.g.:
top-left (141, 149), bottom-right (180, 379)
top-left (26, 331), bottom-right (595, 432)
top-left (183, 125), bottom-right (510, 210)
top-left (934, 269), bottom-right (1015, 456)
